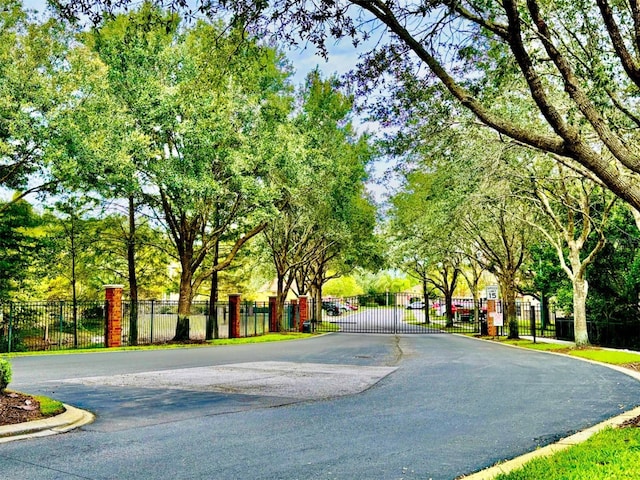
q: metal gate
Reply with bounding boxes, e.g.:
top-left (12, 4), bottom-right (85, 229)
top-left (318, 293), bottom-right (483, 335)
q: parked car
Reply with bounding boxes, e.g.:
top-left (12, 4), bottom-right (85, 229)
top-left (406, 301), bottom-right (425, 310)
top-left (334, 302), bottom-right (351, 313)
top-left (321, 301), bottom-right (341, 316)
top-left (433, 301), bottom-right (487, 320)
top-left (345, 301), bottom-right (359, 311)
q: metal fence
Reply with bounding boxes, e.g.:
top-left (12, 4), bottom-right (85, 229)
top-left (3, 296), bottom-right (638, 352)
top-left (0, 299), bottom-right (300, 353)
top-left (0, 301), bottom-right (106, 353)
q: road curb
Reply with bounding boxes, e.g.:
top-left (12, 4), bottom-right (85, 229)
top-left (456, 334), bottom-right (640, 479)
top-left (0, 404), bottom-right (95, 443)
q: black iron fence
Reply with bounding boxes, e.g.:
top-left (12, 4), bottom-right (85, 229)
top-left (0, 299), bottom-right (301, 353)
top-left (0, 301), bottom-right (106, 353)
top-left (3, 295), bottom-right (639, 352)
top-left (554, 317), bottom-right (640, 350)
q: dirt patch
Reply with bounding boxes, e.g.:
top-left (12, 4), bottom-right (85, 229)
top-left (0, 391), bottom-right (47, 426)
top-left (619, 415), bottom-right (640, 428)
top-left (620, 362), bottom-right (640, 372)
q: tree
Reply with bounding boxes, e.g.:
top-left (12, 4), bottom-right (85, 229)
top-left (0, 197), bottom-right (41, 300)
top-left (513, 160), bottom-right (616, 345)
top-left (83, 8), bottom-right (293, 340)
top-left (0, 1), bottom-right (99, 210)
top-left (175, 0), bottom-right (640, 215)
top-left (261, 70), bottom-right (379, 326)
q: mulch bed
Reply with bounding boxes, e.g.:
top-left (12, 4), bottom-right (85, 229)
top-left (0, 391), bottom-right (46, 426)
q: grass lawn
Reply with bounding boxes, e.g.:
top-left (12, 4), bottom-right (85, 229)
top-left (34, 394), bottom-right (65, 416)
top-left (484, 337), bottom-right (640, 479)
top-left (1, 332), bottom-right (315, 357)
top-left (494, 427), bottom-right (640, 480)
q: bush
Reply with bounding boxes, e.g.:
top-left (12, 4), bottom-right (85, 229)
top-left (0, 358), bottom-right (11, 392)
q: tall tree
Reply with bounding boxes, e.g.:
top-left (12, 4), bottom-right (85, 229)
top-left (83, 7), bottom-right (294, 340)
top-left (513, 160), bottom-right (616, 345)
top-left (262, 70), bottom-right (378, 326)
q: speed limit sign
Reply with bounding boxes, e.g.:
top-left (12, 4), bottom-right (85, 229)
top-left (486, 285), bottom-right (499, 300)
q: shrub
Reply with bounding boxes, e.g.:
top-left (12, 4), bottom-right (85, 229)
top-left (0, 358), bottom-right (11, 392)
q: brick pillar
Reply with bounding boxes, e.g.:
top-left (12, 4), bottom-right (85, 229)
top-left (487, 299), bottom-right (497, 337)
top-left (229, 294), bottom-right (241, 338)
top-left (268, 296), bottom-right (278, 332)
top-left (299, 296), bottom-right (308, 332)
top-left (104, 285), bottom-right (123, 347)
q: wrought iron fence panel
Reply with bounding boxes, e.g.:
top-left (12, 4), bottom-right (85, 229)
top-left (0, 301), bottom-right (105, 353)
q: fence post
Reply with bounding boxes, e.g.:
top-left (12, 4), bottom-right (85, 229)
top-left (299, 296), bottom-right (308, 332)
top-left (104, 285), bottom-right (123, 348)
top-left (268, 296), bottom-right (278, 333)
top-left (229, 294), bottom-right (241, 339)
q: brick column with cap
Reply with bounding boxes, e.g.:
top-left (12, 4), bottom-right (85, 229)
top-left (268, 296), bottom-right (278, 332)
top-left (298, 296), bottom-right (308, 332)
top-left (104, 285), bottom-right (123, 347)
top-left (229, 294), bottom-right (241, 338)
top-left (487, 299), bottom-right (497, 336)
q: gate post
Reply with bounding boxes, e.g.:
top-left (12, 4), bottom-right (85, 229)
top-left (229, 294), bottom-right (241, 339)
top-left (299, 296), bottom-right (308, 332)
top-left (104, 285), bottom-right (123, 348)
top-left (268, 296), bottom-right (278, 332)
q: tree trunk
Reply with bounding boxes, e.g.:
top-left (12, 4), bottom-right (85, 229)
top-left (422, 278), bottom-right (430, 324)
top-left (540, 292), bottom-right (549, 331)
top-left (572, 274), bottom-right (590, 346)
top-left (276, 274), bottom-right (287, 331)
top-left (174, 269), bottom-right (193, 341)
top-left (70, 221), bottom-right (78, 349)
top-left (501, 276), bottom-right (519, 339)
top-left (206, 240), bottom-right (219, 340)
top-left (127, 195), bottom-right (138, 346)
top-left (311, 283), bottom-right (323, 324)
top-left (445, 294), bottom-right (454, 328)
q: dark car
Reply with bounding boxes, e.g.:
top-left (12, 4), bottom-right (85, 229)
top-left (322, 301), bottom-right (341, 316)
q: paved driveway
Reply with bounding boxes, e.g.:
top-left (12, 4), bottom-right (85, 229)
top-left (3, 334), bottom-right (640, 479)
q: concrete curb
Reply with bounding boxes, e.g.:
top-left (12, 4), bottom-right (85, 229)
top-left (457, 334), bottom-right (640, 479)
top-left (0, 404), bottom-right (95, 444)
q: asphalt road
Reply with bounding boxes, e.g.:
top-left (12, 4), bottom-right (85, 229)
top-left (3, 333), bottom-right (640, 480)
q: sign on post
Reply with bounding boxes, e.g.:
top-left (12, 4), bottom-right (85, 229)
top-left (486, 285), bottom-right (499, 300)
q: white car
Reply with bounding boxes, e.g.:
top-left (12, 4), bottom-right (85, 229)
top-left (406, 301), bottom-right (425, 310)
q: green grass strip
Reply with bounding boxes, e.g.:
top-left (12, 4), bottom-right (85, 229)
top-left (1, 333), bottom-right (314, 357)
top-left (33, 394), bottom-right (65, 416)
top-left (495, 428), bottom-right (640, 479)
top-left (568, 348), bottom-right (640, 365)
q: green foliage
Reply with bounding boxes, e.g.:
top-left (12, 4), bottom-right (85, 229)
top-left (323, 276), bottom-right (364, 298)
top-left (0, 199), bottom-right (42, 300)
top-left (585, 204), bottom-right (640, 326)
top-left (0, 358), bottom-right (12, 392)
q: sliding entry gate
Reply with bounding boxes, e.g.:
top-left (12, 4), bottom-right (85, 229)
top-left (320, 293), bottom-right (483, 335)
